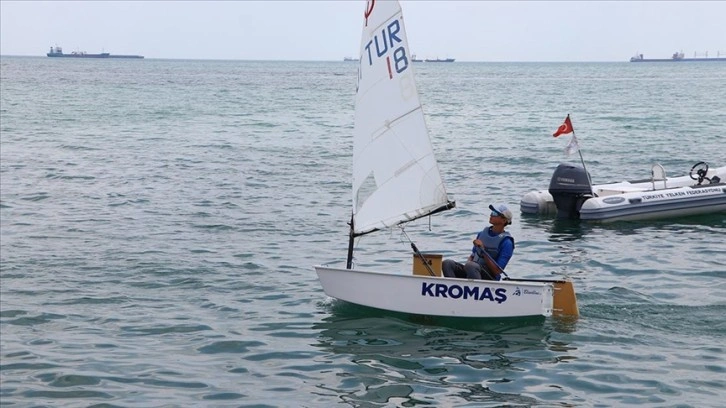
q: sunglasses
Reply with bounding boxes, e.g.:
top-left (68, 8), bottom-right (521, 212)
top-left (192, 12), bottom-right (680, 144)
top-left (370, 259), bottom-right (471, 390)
top-left (490, 211), bottom-right (502, 217)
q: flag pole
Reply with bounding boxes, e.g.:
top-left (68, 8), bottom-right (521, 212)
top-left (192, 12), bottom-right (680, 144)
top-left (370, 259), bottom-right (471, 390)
top-left (555, 114), bottom-right (595, 197)
top-left (572, 129), bottom-right (595, 196)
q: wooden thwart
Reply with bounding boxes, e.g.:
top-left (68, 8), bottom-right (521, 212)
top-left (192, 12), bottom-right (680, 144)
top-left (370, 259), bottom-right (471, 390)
top-left (412, 254), bottom-right (442, 276)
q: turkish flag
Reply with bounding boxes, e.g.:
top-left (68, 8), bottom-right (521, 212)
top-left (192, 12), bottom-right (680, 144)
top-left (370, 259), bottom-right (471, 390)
top-left (553, 115), bottom-right (574, 137)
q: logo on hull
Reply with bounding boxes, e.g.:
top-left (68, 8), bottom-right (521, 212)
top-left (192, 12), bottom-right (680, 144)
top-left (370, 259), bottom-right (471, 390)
top-left (421, 282), bottom-right (507, 304)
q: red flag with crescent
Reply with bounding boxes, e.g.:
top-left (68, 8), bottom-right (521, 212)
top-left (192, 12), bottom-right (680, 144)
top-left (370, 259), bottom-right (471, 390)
top-left (553, 115), bottom-right (573, 137)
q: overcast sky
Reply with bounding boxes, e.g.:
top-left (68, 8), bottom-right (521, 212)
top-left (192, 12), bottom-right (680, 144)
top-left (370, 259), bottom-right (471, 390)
top-left (2, 1), bottom-right (725, 62)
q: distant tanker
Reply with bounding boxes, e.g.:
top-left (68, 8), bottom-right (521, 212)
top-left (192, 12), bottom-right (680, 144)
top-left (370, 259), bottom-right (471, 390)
top-left (47, 46), bottom-right (144, 59)
top-left (630, 51), bottom-right (725, 62)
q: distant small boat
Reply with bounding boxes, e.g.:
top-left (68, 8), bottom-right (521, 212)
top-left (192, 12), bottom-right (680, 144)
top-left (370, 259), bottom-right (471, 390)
top-left (424, 57), bottom-right (455, 63)
top-left (630, 51), bottom-right (726, 62)
top-left (343, 56), bottom-right (359, 62)
top-left (46, 46), bottom-right (144, 59)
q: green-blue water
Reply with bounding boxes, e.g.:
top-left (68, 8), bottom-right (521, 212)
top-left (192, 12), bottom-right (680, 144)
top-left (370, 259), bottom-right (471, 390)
top-left (1, 56), bottom-right (724, 407)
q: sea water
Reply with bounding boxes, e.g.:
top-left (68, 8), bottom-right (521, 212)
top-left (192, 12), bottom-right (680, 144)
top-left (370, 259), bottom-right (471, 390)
top-left (1, 56), bottom-right (725, 407)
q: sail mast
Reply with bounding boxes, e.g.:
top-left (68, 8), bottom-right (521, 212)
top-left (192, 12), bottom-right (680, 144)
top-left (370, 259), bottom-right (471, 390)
top-left (346, 212), bottom-right (355, 269)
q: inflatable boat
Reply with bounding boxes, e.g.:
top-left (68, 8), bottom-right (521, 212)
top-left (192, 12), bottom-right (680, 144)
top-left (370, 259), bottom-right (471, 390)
top-left (521, 161), bottom-right (726, 222)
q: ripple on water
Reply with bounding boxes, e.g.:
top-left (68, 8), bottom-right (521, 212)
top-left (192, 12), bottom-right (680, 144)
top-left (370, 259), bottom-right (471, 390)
top-left (1, 58), bottom-right (725, 407)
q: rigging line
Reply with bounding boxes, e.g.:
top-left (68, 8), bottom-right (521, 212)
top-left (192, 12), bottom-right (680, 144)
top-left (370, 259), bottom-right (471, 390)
top-left (400, 228), bottom-right (436, 277)
top-left (477, 248), bottom-right (510, 280)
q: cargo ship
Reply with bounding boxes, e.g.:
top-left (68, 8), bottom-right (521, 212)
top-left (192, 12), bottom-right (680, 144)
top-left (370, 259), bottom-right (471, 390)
top-left (410, 54), bottom-right (453, 63)
top-left (630, 51), bottom-right (725, 62)
top-left (47, 46), bottom-right (144, 59)
top-left (424, 57), bottom-right (455, 62)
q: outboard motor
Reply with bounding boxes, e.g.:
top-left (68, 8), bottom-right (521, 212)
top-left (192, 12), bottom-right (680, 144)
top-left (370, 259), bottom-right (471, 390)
top-left (548, 163), bottom-right (592, 219)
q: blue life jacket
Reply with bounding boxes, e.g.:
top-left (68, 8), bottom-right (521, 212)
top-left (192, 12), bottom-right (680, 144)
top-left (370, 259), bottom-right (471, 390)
top-left (471, 227), bottom-right (514, 271)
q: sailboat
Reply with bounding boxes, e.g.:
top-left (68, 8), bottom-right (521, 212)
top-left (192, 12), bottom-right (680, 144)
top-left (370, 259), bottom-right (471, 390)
top-left (314, 0), bottom-right (578, 319)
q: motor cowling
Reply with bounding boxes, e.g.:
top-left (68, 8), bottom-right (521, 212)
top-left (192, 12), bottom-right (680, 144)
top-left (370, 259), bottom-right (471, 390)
top-left (548, 163), bottom-right (592, 219)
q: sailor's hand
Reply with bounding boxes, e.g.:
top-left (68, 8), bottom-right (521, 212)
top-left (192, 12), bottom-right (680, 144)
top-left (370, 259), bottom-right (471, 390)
top-left (473, 239), bottom-right (483, 248)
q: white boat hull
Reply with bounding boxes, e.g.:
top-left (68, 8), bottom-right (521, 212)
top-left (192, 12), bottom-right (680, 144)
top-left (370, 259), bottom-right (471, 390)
top-left (579, 184), bottom-right (726, 221)
top-left (315, 266), bottom-right (577, 318)
top-left (521, 165), bottom-right (726, 222)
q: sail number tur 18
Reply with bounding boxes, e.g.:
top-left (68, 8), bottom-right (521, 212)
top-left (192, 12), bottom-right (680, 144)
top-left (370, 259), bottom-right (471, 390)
top-left (363, 19), bottom-right (410, 78)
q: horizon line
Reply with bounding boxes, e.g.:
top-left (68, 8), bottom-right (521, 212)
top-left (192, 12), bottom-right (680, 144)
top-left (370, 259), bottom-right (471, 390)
top-left (1, 54), bottom-right (638, 63)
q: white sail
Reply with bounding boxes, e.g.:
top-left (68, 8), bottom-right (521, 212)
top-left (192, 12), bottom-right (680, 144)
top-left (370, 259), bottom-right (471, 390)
top-left (352, 0), bottom-right (450, 235)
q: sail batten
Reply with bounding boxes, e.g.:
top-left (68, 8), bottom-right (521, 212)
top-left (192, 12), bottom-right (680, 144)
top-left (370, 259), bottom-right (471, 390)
top-left (369, 105), bottom-right (422, 139)
top-left (352, 0), bottom-right (451, 235)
